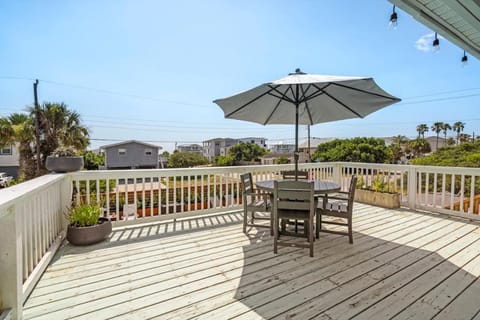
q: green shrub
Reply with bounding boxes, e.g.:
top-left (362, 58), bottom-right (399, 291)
top-left (67, 203), bottom-right (101, 227)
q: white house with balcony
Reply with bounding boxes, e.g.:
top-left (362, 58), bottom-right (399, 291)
top-left (202, 138), bottom-right (237, 162)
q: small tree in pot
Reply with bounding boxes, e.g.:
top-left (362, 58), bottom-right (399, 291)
top-left (66, 203), bottom-right (112, 246)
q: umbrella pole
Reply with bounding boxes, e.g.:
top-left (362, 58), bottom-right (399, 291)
top-left (294, 102), bottom-right (299, 181)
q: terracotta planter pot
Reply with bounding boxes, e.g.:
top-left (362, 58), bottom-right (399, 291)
top-left (46, 156), bottom-right (84, 173)
top-left (354, 189), bottom-right (400, 209)
top-left (66, 217), bottom-right (112, 246)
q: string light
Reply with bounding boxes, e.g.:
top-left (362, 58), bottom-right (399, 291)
top-left (461, 50), bottom-right (468, 66)
top-left (389, 5), bottom-right (398, 29)
top-left (432, 32), bottom-right (440, 52)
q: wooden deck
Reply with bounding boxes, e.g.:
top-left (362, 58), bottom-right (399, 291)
top-left (23, 204), bottom-right (480, 320)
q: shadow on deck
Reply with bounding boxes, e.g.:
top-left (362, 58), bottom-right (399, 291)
top-left (23, 204), bottom-right (480, 320)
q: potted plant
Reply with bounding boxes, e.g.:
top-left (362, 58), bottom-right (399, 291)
top-left (66, 203), bottom-right (112, 246)
top-left (354, 175), bottom-right (401, 209)
top-left (46, 146), bottom-right (84, 173)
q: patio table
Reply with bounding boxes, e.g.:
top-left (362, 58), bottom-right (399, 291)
top-left (255, 179), bottom-right (340, 195)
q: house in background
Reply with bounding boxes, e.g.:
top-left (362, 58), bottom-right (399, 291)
top-left (101, 140), bottom-right (162, 169)
top-left (237, 137), bottom-right (267, 148)
top-left (177, 143), bottom-right (203, 155)
top-left (0, 143), bottom-right (20, 178)
top-left (268, 142), bottom-right (296, 154)
top-left (202, 138), bottom-right (237, 162)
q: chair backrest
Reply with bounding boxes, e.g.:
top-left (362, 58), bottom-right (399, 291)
top-left (123, 204), bottom-right (137, 220)
top-left (282, 170), bottom-right (309, 180)
top-left (240, 173), bottom-right (255, 196)
top-left (347, 175), bottom-right (358, 209)
top-left (274, 180), bottom-right (315, 213)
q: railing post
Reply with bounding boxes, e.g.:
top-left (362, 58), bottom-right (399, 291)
top-left (332, 162), bottom-right (342, 186)
top-left (407, 166), bottom-right (417, 210)
top-left (0, 205), bottom-right (23, 319)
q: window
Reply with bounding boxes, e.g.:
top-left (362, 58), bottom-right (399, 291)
top-left (0, 145), bottom-right (12, 155)
top-left (118, 148), bottom-right (127, 156)
top-left (145, 148), bottom-right (152, 156)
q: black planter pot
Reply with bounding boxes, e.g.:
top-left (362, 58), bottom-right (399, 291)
top-left (46, 156), bottom-right (84, 173)
top-left (66, 217), bottom-right (112, 246)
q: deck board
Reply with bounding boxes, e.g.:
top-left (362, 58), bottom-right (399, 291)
top-left (23, 204), bottom-right (480, 320)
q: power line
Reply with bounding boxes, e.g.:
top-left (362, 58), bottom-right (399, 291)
top-left (2, 75), bottom-right (480, 108)
top-left (0, 76), bottom-right (212, 108)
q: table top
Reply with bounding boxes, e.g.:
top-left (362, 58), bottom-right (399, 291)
top-left (255, 179), bottom-right (340, 194)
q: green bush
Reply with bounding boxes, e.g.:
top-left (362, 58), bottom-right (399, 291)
top-left (67, 203), bottom-right (101, 227)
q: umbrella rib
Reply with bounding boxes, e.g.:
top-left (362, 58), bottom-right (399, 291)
top-left (300, 84), bottom-right (314, 125)
top-left (300, 83), bottom-right (331, 103)
top-left (330, 82), bottom-right (401, 101)
top-left (267, 85), bottom-right (296, 104)
top-left (263, 85), bottom-right (292, 124)
top-left (224, 85), bottom-right (278, 118)
top-left (323, 91), bottom-right (364, 118)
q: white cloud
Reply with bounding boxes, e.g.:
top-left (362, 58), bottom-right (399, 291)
top-left (415, 33), bottom-right (444, 52)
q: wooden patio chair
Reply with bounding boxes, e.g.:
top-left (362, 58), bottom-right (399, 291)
top-left (281, 170), bottom-right (310, 233)
top-left (122, 204), bottom-right (137, 221)
top-left (273, 180), bottom-right (316, 257)
top-left (240, 173), bottom-right (272, 234)
top-left (316, 175), bottom-right (357, 244)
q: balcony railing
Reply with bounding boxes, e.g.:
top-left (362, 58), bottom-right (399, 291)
top-left (1, 161), bottom-right (480, 318)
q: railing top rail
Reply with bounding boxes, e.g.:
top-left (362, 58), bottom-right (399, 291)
top-left (0, 174), bottom-right (67, 217)
top-left (336, 162), bottom-right (480, 174)
top-left (68, 163), bottom-right (335, 179)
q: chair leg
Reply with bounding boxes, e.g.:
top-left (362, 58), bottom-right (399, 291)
top-left (309, 218), bottom-right (314, 257)
top-left (315, 213), bottom-right (321, 239)
top-left (270, 213), bottom-right (274, 236)
top-left (273, 214), bottom-right (278, 254)
top-left (348, 217), bottom-right (353, 244)
top-left (243, 207), bottom-right (247, 234)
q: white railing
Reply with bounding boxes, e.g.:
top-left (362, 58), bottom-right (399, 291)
top-left (0, 174), bottom-right (71, 319)
top-left (334, 162), bottom-right (480, 220)
top-left (2, 161), bottom-right (480, 318)
top-left (69, 163), bottom-right (335, 226)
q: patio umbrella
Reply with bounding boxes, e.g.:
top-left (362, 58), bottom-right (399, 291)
top-left (213, 69), bottom-right (401, 179)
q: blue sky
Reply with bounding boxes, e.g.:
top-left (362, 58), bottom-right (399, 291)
top-left (1, 1), bottom-right (479, 152)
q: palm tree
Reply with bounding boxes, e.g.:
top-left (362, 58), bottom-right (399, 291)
top-left (408, 138), bottom-right (431, 157)
top-left (416, 124), bottom-right (429, 139)
top-left (0, 117), bottom-right (15, 145)
top-left (441, 123), bottom-right (451, 146)
top-left (452, 121), bottom-right (465, 145)
top-left (0, 113), bottom-right (36, 179)
top-left (431, 122), bottom-right (444, 150)
top-left (32, 102), bottom-right (90, 169)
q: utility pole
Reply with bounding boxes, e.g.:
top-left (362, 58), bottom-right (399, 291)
top-left (33, 79), bottom-right (41, 176)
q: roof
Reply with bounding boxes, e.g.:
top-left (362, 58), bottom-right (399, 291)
top-left (390, 0), bottom-right (480, 60)
top-left (100, 140), bottom-right (162, 150)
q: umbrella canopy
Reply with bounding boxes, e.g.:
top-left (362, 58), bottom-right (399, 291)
top-left (213, 69), bottom-right (401, 178)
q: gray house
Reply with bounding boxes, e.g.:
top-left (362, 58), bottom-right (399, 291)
top-left (101, 140), bottom-right (162, 169)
